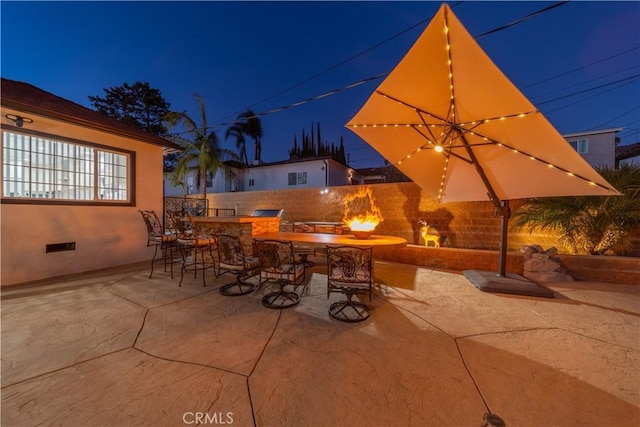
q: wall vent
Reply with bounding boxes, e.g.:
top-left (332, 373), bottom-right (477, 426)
top-left (46, 242), bottom-right (76, 253)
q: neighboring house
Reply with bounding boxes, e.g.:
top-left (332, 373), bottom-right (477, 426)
top-left (1, 78), bottom-right (181, 286)
top-left (562, 128), bottom-right (622, 168)
top-left (616, 142), bottom-right (640, 167)
top-left (165, 156), bottom-right (360, 194)
top-left (354, 167), bottom-right (387, 185)
top-left (244, 157), bottom-right (360, 191)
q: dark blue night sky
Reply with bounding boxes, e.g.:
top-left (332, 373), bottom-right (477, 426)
top-left (2, 1), bottom-right (638, 167)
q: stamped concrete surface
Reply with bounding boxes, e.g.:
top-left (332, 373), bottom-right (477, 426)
top-left (1, 259), bottom-right (638, 426)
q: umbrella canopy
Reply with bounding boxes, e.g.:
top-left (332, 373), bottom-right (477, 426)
top-left (346, 3), bottom-right (619, 204)
top-left (346, 3), bottom-right (620, 297)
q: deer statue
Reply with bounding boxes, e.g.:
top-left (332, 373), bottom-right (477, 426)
top-left (418, 219), bottom-right (441, 248)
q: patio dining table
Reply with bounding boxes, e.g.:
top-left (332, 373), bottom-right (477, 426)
top-left (254, 232), bottom-right (407, 248)
top-left (255, 232), bottom-right (406, 304)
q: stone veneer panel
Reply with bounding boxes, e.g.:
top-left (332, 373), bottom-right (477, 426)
top-left (195, 218), bottom-right (280, 256)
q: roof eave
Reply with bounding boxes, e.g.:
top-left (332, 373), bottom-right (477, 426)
top-left (562, 127), bottom-right (624, 138)
top-left (2, 98), bottom-right (183, 151)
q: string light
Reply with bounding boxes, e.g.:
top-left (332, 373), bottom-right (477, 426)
top-left (437, 155), bottom-right (451, 203)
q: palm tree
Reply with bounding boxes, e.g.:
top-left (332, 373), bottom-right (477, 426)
top-left (164, 94), bottom-right (241, 198)
top-left (512, 163), bottom-right (640, 255)
top-left (225, 123), bottom-right (249, 167)
top-left (237, 110), bottom-right (263, 163)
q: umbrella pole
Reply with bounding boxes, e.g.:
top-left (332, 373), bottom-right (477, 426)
top-left (463, 198), bottom-right (553, 298)
top-left (497, 200), bottom-right (510, 277)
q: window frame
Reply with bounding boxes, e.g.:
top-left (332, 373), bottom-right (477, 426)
top-left (569, 138), bottom-right (589, 154)
top-left (287, 171), bottom-right (308, 186)
top-left (1, 127), bottom-right (136, 206)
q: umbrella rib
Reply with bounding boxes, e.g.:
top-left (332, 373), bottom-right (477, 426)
top-left (376, 91), bottom-right (452, 125)
top-left (459, 133), bottom-right (502, 207)
top-left (463, 110), bottom-right (538, 129)
top-left (411, 125), bottom-right (436, 149)
top-left (409, 126), bottom-right (474, 164)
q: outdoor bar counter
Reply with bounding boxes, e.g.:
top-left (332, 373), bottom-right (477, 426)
top-left (191, 216), bottom-right (281, 255)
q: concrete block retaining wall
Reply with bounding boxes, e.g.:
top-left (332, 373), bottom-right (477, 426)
top-left (374, 245), bottom-right (638, 286)
top-left (204, 182), bottom-right (639, 253)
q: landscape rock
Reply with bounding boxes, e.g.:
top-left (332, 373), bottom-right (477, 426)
top-left (521, 245), bottom-right (574, 283)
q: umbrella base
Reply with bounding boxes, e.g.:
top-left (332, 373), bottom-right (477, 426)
top-left (463, 270), bottom-right (554, 298)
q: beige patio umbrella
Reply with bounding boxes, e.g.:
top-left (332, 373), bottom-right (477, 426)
top-left (346, 3), bottom-right (620, 297)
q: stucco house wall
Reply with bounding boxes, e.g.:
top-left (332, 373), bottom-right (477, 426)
top-left (1, 79), bottom-right (179, 286)
top-left (564, 128), bottom-right (621, 168)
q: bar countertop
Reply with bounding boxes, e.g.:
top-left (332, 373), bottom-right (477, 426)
top-left (190, 216), bottom-right (279, 223)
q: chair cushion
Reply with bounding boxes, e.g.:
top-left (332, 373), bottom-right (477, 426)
top-left (245, 257), bottom-right (260, 270)
top-left (261, 262), bottom-right (304, 281)
top-left (150, 234), bottom-right (177, 243)
top-left (219, 262), bottom-right (244, 272)
top-left (329, 279), bottom-right (371, 291)
top-left (178, 235), bottom-right (215, 246)
top-left (329, 267), bottom-right (371, 282)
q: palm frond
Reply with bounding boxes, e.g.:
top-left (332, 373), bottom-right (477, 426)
top-left (512, 164), bottom-right (640, 255)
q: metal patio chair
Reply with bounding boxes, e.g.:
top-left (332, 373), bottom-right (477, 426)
top-left (326, 245), bottom-right (373, 322)
top-left (138, 210), bottom-right (178, 278)
top-left (255, 239), bottom-right (306, 309)
top-left (168, 211), bottom-right (217, 287)
top-left (216, 234), bottom-right (260, 296)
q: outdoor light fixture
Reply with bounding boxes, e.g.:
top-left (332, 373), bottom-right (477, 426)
top-left (434, 145), bottom-right (444, 153)
top-left (5, 114), bottom-right (33, 128)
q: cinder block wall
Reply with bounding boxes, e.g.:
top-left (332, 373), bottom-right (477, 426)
top-left (203, 182), bottom-right (640, 255)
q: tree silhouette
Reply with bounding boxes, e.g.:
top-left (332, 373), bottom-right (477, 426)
top-left (288, 123), bottom-right (347, 164)
top-left (89, 81), bottom-right (170, 135)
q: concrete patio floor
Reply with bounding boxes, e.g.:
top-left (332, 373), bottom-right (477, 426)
top-left (1, 257), bottom-right (638, 426)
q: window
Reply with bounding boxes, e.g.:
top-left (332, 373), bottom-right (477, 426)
top-left (2, 131), bottom-right (131, 202)
top-left (248, 178), bottom-right (255, 187)
top-left (288, 171), bottom-right (307, 186)
top-left (569, 139), bottom-right (588, 154)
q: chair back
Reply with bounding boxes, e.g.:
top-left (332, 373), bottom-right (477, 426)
top-left (216, 234), bottom-right (246, 268)
top-left (166, 211), bottom-right (191, 240)
top-left (327, 246), bottom-right (373, 285)
top-left (186, 212), bottom-right (206, 236)
top-left (139, 210), bottom-right (163, 239)
top-left (256, 240), bottom-right (296, 273)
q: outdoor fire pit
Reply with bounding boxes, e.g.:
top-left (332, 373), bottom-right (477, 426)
top-left (343, 187), bottom-right (382, 240)
top-left (351, 229), bottom-right (375, 240)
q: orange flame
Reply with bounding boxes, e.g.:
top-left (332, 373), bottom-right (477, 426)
top-left (342, 187), bottom-right (382, 232)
